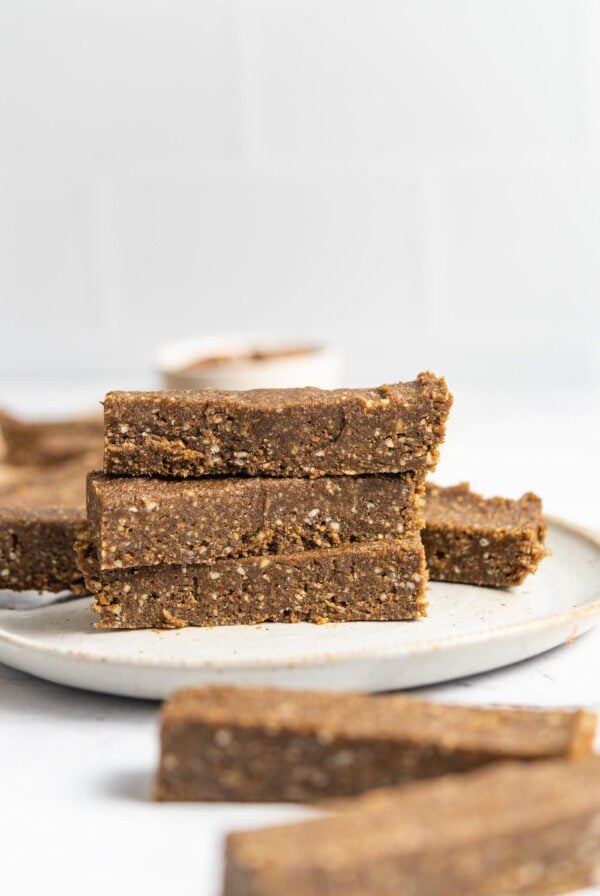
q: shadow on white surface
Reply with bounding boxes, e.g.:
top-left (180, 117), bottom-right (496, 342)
top-left (0, 589), bottom-right (79, 610)
top-left (96, 768), bottom-right (154, 803)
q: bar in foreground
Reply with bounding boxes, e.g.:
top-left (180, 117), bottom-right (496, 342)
top-left (154, 685), bottom-right (595, 802)
top-left (223, 759), bottom-right (600, 896)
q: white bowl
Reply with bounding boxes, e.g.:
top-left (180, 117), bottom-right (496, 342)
top-left (157, 335), bottom-right (343, 391)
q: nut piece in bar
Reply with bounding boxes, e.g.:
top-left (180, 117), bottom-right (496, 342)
top-left (154, 685), bottom-right (595, 802)
top-left (103, 371), bottom-right (452, 478)
top-left (0, 409), bottom-right (102, 467)
top-left (0, 455), bottom-right (99, 593)
top-left (423, 482), bottom-right (548, 586)
top-left (223, 758), bottom-right (600, 896)
top-left (88, 471), bottom-right (421, 570)
top-left (75, 535), bottom-right (428, 629)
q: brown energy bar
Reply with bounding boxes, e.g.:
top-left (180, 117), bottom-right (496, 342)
top-left (0, 409), bottom-right (102, 467)
top-left (102, 372), bottom-right (452, 478)
top-left (223, 758), bottom-right (600, 896)
top-left (0, 454), bottom-right (99, 593)
top-left (423, 482), bottom-right (548, 587)
top-left (515, 864), bottom-right (596, 896)
top-left (154, 685), bottom-right (595, 802)
top-left (88, 471), bottom-right (421, 570)
top-left (75, 535), bottom-right (428, 629)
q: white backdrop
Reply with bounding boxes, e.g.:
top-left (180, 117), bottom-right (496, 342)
top-left (1, 8), bottom-right (600, 895)
top-left (1, 0), bottom-right (599, 390)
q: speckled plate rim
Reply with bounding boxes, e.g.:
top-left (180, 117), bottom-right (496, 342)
top-left (0, 515), bottom-right (598, 673)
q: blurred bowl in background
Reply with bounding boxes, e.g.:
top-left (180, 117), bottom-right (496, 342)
top-left (157, 335), bottom-right (343, 390)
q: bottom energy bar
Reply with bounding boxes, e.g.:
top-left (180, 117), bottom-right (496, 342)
top-left (76, 535), bottom-right (428, 629)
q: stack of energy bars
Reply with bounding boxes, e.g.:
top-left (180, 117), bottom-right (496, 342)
top-left (76, 372), bottom-right (453, 629)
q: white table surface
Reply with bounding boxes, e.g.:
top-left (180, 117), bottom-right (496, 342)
top-left (0, 380), bottom-right (598, 896)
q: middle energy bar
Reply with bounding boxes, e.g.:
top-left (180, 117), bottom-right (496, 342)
top-left (87, 471), bottom-right (421, 570)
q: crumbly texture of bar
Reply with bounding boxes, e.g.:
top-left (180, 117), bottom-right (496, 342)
top-left (154, 685), bottom-right (595, 802)
top-left (0, 509), bottom-right (86, 593)
top-left (0, 456), bottom-right (99, 593)
top-left (423, 483), bottom-right (548, 587)
top-left (103, 372), bottom-right (452, 478)
top-left (88, 471), bottom-right (422, 570)
top-left (76, 535), bottom-right (428, 629)
top-left (223, 758), bottom-right (600, 896)
top-left (0, 409), bottom-right (102, 466)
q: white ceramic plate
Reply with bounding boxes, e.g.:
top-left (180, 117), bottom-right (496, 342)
top-left (0, 518), bottom-right (598, 700)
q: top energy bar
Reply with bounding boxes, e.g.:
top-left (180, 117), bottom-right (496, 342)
top-left (103, 371), bottom-right (452, 478)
